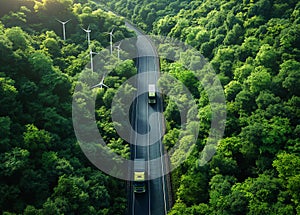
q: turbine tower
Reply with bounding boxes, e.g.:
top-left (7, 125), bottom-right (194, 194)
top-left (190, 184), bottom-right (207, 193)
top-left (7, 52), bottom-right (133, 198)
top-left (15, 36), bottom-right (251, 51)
top-left (56, 19), bottom-right (70, 41)
top-left (88, 48), bottom-right (99, 73)
top-left (108, 28), bottom-right (114, 55)
top-left (91, 76), bottom-right (109, 89)
top-left (115, 42), bottom-right (122, 59)
top-left (82, 25), bottom-right (91, 48)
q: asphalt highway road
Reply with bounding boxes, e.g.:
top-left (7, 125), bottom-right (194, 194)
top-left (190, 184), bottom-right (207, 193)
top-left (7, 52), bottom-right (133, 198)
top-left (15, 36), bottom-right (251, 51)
top-left (126, 22), bottom-right (169, 215)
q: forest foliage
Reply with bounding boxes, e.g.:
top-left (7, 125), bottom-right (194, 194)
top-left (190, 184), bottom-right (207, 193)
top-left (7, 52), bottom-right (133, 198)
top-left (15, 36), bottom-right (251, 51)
top-left (1, 0), bottom-right (300, 214)
top-left (101, 0), bottom-right (300, 214)
top-left (0, 0), bottom-right (136, 214)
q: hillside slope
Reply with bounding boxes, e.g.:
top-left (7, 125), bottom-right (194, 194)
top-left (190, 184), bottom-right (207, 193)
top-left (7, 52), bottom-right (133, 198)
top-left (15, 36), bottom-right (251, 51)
top-left (0, 0), bottom-right (136, 213)
top-left (102, 0), bottom-right (300, 214)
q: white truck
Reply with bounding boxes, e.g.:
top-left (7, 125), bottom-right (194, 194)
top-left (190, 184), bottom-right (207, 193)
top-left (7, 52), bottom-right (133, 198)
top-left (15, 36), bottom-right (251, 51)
top-left (133, 158), bottom-right (146, 193)
top-left (148, 84), bottom-right (156, 104)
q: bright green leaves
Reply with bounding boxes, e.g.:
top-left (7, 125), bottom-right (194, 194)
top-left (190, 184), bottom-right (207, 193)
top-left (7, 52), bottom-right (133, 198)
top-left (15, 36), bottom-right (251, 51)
top-left (273, 153), bottom-right (300, 211)
top-left (177, 171), bottom-right (209, 206)
top-left (28, 51), bottom-right (53, 82)
top-left (209, 174), bottom-right (238, 214)
top-left (48, 172), bottom-right (111, 214)
top-left (279, 24), bottom-right (300, 52)
top-left (240, 36), bottom-right (260, 60)
top-left (42, 37), bottom-right (61, 57)
top-left (41, 151), bottom-right (74, 177)
top-left (5, 27), bottom-right (30, 51)
top-left (169, 18), bottom-right (189, 39)
top-left (240, 116), bottom-right (291, 155)
top-left (246, 67), bottom-right (272, 94)
top-left (34, 0), bottom-right (74, 22)
top-left (0, 76), bottom-right (18, 115)
top-left (277, 60), bottom-right (300, 96)
top-left (107, 138), bottom-right (130, 159)
top-left (255, 44), bottom-right (278, 70)
top-left (0, 1), bottom-right (132, 214)
top-left (23, 124), bottom-right (53, 153)
top-left (273, 153), bottom-right (300, 181)
top-left (163, 128), bottom-right (180, 150)
top-left (113, 59), bottom-right (137, 79)
top-left (184, 26), bottom-right (210, 47)
top-left (153, 15), bottom-right (177, 36)
top-left (225, 80), bottom-right (242, 101)
top-left (224, 24), bottom-right (244, 45)
top-left (1, 147), bottom-right (30, 177)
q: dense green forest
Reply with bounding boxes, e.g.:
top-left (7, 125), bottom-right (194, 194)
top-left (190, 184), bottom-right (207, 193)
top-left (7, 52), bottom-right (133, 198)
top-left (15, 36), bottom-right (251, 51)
top-left (0, 0), bottom-right (137, 214)
top-left (1, 0), bottom-right (300, 214)
top-left (102, 0), bottom-right (300, 214)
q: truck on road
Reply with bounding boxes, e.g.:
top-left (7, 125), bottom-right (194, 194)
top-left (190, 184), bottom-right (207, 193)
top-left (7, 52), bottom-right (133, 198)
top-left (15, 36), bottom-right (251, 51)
top-left (134, 158), bottom-right (146, 193)
top-left (148, 84), bottom-right (156, 104)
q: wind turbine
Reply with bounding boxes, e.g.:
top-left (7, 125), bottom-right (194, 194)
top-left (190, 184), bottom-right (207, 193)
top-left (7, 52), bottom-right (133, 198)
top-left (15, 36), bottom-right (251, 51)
top-left (82, 25), bottom-right (91, 47)
top-left (56, 19), bottom-right (71, 41)
top-left (115, 42), bottom-right (122, 59)
top-left (87, 48), bottom-right (99, 73)
top-left (91, 76), bottom-right (109, 89)
top-left (108, 28), bottom-right (114, 55)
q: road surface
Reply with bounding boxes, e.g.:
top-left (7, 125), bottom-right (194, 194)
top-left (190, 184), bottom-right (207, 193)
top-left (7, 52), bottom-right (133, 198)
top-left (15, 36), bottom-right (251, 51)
top-left (127, 22), bottom-right (169, 215)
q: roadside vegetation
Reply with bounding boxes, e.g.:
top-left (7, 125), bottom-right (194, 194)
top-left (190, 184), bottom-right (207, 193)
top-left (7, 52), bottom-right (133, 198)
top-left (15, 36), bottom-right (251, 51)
top-left (1, 0), bottom-right (300, 214)
top-left (0, 0), bottom-right (136, 214)
top-left (102, 0), bottom-right (300, 214)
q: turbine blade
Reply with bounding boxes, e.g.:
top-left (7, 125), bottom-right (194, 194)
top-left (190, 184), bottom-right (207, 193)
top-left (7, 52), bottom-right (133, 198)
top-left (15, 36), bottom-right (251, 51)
top-left (91, 83), bottom-right (100, 89)
top-left (56, 18), bottom-right (63, 24)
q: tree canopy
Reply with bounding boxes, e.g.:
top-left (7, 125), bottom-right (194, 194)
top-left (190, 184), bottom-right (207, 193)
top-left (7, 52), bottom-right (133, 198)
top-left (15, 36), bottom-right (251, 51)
top-left (0, 0), bottom-right (136, 213)
top-left (101, 0), bottom-right (300, 214)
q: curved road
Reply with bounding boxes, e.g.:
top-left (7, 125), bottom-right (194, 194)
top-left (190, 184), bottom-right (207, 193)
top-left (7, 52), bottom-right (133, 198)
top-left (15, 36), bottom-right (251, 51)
top-left (126, 22), bottom-right (169, 215)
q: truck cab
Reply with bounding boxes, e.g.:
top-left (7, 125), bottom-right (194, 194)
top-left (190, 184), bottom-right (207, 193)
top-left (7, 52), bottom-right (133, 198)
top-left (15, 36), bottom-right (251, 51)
top-left (148, 84), bottom-right (156, 104)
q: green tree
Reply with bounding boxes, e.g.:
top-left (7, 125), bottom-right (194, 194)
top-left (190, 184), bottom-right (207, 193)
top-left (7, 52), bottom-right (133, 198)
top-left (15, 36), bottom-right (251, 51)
top-left (277, 60), bottom-right (300, 96)
top-left (0, 76), bottom-right (18, 116)
top-left (255, 44), bottom-right (278, 70)
top-left (5, 27), bottom-right (30, 51)
top-left (225, 80), bottom-right (242, 101)
top-left (176, 171), bottom-right (208, 206)
top-left (23, 124), bottom-right (53, 156)
top-left (28, 51), bottom-right (53, 82)
top-left (240, 36), bottom-right (260, 61)
top-left (1, 147), bottom-right (30, 177)
top-left (51, 175), bottom-right (90, 213)
top-left (0, 117), bottom-right (12, 152)
top-left (245, 66), bottom-right (272, 94)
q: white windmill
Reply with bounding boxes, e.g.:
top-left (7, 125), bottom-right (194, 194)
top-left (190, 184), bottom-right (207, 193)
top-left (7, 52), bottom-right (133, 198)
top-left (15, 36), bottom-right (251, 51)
top-left (108, 28), bottom-right (114, 55)
top-left (91, 75), bottom-right (109, 89)
top-left (87, 48), bottom-right (99, 73)
top-left (56, 19), bottom-right (71, 41)
top-left (115, 42), bottom-right (122, 59)
top-left (82, 25), bottom-right (91, 47)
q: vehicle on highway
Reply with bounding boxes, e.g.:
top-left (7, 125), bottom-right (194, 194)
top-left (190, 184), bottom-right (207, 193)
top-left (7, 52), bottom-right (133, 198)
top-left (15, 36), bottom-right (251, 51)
top-left (134, 158), bottom-right (146, 193)
top-left (148, 84), bottom-right (156, 104)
